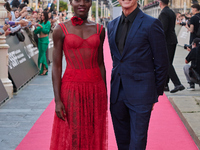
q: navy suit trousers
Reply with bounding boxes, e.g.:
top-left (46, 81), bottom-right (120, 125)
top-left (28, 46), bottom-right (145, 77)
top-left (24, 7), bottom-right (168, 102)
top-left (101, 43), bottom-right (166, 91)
top-left (110, 81), bottom-right (153, 150)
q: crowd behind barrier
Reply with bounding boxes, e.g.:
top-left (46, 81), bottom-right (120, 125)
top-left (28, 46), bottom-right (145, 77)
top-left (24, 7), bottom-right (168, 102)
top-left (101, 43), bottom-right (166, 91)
top-left (0, 0), bottom-right (111, 102)
top-left (1, 0), bottom-right (196, 99)
top-left (143, 0), bottom-right (159, 10)
top-left (7, 31), bottom-right (40, 92)
top-left (0, 1), bottom-right (69, 95)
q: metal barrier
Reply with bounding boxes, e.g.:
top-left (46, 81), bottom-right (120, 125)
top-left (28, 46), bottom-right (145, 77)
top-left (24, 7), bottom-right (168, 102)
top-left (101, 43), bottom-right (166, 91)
top-left (6, 29), bottom-right (53, 92)
top-left (143, 6), bottom-right (161, 18)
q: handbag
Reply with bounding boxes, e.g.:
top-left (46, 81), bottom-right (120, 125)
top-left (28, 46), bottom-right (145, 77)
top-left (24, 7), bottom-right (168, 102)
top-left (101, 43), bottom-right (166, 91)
top-left (15, 30), bottom-right (25, 42)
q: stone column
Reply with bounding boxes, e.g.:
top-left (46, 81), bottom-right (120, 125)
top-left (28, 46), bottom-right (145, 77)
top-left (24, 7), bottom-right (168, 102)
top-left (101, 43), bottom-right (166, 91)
top-left (88, 7), bottom-right (92, 21)
top-left (105, 7), bottom-right (107, 18)
top-left (67, 0), bottom-right (73, 19)
top-left (187, 0), bottom-right (191, 8)
top-left (96, 0), bottom-right (99, 23)
top-left (108, 7), bottom-right (110, 17)
top-left (184, 1), bottom-right (186, 13)
top-left (144, 0), bottom-right (148, 5)
top-left (171, 0), bottom-right (175, 8)
top-left (36, 0), bottom-right (38, 10)
top-left (101, 1), bottom-right (103, 18)
top-left (104, 4), bottom-right (106, 17)
top-left (30, 0), bottom-right (33, 8)
top-left (57, 0), bottom-right (59, 12)
top-left (0, 0), bottom-right (13, 97)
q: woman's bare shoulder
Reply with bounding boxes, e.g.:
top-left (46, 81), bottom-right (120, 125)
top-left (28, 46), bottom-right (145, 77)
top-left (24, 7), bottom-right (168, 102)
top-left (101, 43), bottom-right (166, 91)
top-left (53, 24), bottom-right (64, 39)
top-left (62, 20), bottom-right (71, 26)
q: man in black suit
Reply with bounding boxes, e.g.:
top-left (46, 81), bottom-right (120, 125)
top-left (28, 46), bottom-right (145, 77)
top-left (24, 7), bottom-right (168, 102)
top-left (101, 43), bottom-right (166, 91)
top-left (159, 0), bottom-right (185, 93)
top-left (107, 0), bottom-right (168, 149)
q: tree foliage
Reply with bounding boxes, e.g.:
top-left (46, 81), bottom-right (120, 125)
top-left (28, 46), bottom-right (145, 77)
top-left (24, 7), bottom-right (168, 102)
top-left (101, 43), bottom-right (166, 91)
top-left (59, 0), bottom-right (68, 12)
top-left (92, 2), bottom-right (101, 18)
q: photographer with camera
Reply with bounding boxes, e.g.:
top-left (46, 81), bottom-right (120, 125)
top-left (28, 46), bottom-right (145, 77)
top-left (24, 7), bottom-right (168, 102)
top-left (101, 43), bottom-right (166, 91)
top-left (185, 4), bottom-right (200, 44)
top-left (184, 38), bottom-right (200, 90)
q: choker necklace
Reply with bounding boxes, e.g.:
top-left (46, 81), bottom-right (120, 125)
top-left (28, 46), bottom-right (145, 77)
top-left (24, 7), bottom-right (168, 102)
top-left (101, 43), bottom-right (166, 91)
top-left (71, 16), bottom-right (83, 26)
top-left (71, 16), bottom-right (87, 26)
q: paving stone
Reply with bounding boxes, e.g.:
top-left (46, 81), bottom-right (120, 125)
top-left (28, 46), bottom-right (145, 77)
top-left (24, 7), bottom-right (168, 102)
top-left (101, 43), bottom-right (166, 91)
top-left (194, 97), bottom-right (200, 105)
top-left (182, 113), bottom-right (200, 138)
top-left (0, 141), bottom-right (15, 150)
top-left (169, 96), bottom-right (200, 112)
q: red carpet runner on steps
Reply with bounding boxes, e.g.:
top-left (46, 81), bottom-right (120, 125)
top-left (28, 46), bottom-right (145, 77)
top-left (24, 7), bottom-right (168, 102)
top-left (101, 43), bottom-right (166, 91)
top-left (16, 36), bottom-right (198, 150)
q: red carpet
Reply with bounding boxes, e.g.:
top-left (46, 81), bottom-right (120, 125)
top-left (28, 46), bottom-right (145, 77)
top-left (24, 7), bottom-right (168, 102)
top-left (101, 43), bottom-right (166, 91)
top-left (16, 36), bottom-right (198, 150)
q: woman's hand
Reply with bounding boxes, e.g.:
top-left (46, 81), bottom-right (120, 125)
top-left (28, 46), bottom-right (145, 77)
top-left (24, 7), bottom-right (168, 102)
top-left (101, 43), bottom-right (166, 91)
top-left (38, 24), bottom-right (43, 28)
top-left (21, 6), bottom-right (27, 14)
top-left (3, 24), bottom-right (10, 31)
top-left (5, 30), bottom-right (11, 36)
top-left (34, 23), bottom-right (38, 27)
top-left (21, 12), bottom-right (28, 18)
top-left (18, 20), bottom-right (28, 27)
top-left (55, 100), bottom-right (66, 121)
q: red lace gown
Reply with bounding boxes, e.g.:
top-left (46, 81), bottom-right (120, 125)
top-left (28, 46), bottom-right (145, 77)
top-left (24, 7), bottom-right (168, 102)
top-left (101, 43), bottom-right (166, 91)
top-left (50, 23), bottom-right (107, 150)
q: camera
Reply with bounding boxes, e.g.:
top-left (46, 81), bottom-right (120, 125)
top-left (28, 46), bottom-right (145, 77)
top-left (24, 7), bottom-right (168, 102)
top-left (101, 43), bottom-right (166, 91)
top-left (184, 44), bottom-right (192, 50)
top-left (180, 22), bottom-right (186, 26)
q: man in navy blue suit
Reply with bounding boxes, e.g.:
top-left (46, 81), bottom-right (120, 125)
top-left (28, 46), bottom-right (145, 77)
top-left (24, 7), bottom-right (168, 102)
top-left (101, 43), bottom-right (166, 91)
top-left (107, 0), bottom-right (169, 149)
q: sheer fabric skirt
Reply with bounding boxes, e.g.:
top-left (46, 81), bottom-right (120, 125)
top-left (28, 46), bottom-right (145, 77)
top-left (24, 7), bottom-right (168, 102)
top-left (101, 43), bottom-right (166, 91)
top-left (50, 80), bottom-right (107, 150)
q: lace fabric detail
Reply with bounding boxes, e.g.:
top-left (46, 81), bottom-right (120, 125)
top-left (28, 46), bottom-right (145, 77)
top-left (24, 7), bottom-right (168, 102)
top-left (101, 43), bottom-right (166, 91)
top-left (50, 23), bottom-right (107, 150)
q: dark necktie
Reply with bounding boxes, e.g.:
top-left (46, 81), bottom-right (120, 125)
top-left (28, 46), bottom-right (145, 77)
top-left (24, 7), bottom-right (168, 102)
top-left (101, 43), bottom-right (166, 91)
top-left (118, 18), bottom-right (129, 55)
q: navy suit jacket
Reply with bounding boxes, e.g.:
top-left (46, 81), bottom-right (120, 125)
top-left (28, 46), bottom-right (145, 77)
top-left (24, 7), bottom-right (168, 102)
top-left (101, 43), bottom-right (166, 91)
top-left (107, 9), bottom-right (169, 105)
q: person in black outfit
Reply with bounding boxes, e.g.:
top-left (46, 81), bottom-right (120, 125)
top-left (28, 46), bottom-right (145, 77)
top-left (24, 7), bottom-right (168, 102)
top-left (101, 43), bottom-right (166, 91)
top-left (186, 4), bottom-right (200, 44)
top-left (49, 0), bottom-right (57, 12)
top-left (12, 0), bottom-right (20, 8)
top-left (158, 0), bottom-right (185, 93)
top-left (184, 38), bottom-right (200, 90)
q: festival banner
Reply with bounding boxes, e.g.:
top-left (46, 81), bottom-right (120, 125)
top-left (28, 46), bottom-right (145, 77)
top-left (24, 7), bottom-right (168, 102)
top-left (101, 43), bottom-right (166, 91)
top-left (6, 32), bottom-right (39, 91)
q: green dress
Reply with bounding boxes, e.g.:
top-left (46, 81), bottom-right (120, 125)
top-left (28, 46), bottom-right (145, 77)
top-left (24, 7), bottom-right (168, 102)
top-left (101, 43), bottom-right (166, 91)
top-left (34, 21), bottom-right (51, 74)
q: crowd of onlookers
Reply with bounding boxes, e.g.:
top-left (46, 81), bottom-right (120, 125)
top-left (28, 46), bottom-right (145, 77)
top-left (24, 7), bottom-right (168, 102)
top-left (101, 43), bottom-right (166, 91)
top-left (176, 11), bottom-right (192, 26)
top-left (175, 4), bottom-right (200, 90)
top-left (0, 0), bottom-right (68, 38)
top-left (0, 0), bottom-right (111, 37)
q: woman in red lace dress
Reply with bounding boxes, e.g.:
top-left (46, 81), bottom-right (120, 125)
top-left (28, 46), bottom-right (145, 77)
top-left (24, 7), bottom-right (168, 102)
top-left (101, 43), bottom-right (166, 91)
top-left (50, 0), bottom-right (107, 149)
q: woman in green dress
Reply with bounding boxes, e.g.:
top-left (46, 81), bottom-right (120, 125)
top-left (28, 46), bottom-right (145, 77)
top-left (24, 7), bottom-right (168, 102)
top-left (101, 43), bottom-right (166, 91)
top-left (34, 11), bottom-right (51, 75)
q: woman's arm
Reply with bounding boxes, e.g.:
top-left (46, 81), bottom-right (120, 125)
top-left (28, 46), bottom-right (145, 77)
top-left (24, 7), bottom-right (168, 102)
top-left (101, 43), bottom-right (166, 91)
top-left (42, 21), bottom-right (51, 34)
top-left (19, 7), bottom-right (27, 16)
top-left (10, 24), bottom-right (21, 33)
top-left (52, 24), bottom-right (66, 121)
top-left (98, 26), bottom-right (107, 89)
top-left (34, 24), bottom-right (42, 34)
